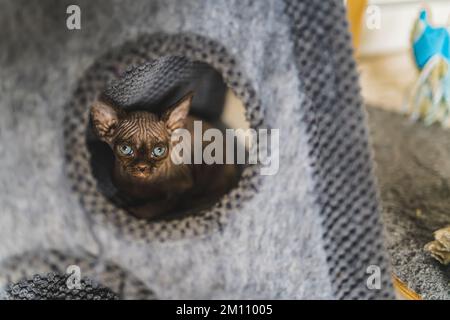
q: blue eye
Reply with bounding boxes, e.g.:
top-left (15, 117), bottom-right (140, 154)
top-left (151, 145), bottom-right (167, 158)
top-left (118, 144), bottom-right (133, 156)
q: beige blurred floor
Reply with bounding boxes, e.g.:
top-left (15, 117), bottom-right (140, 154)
top-left (357, 50), bottom-right (419, 112)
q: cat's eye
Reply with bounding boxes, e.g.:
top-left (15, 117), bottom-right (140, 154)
top-left (151, 145), bottom-right (167, 158)
top-left (118, 144), bottom-right (133, 156)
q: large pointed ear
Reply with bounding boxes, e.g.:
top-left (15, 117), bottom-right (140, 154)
top-left (90, 100), bottom-right (122, 145)
top-left (162, 92), bottom-right (193, 132)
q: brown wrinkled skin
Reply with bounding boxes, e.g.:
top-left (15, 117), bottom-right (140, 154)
top-left (90, 93), bottom-right (238, 220)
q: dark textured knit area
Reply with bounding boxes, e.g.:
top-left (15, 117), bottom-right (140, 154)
top-left (3, 273), bottom-right (118, 300)
top-left (0, 250), bottom-right (156, 300)
top-left (283, 0), bottom-right (393, 299)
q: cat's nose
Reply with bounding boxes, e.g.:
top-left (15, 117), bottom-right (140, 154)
top-left (136, 164), bottom-right (149, 172)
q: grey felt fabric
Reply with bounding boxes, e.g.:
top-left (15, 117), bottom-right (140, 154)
top-left (0, 0), bottom-right (393, 299)
top-left (368, 107), bottom-right (450, 300)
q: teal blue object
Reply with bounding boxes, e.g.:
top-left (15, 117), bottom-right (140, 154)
top-left (413, 10), bottom-right (450, 70)
top-left (407, 9), bottom-right (450, 127)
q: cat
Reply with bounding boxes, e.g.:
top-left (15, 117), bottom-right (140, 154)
top-left (90, 92), bottom-right (238, 219)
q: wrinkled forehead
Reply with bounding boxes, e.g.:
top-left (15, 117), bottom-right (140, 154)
top-left (115, 112), bottom-right (167, 144)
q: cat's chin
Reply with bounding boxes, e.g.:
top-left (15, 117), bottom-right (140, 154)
top-left (130, 172), bottom-right (151, 180)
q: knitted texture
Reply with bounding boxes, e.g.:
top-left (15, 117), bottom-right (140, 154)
top-left (0, 250), bottom-right (156, 300)
top-left (283, 0), bottom-right (394, 299)
top-left (3, 274), bottom-right (118, 300)
top-left (102, 56), bottom-right (195, 108)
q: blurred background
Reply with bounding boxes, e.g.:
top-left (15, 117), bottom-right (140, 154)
top-left (347, 0), bottom-right (449, 112)
top-left (346, 0), bottom-right (450, 300)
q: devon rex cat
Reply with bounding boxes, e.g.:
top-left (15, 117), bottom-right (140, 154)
top-left (90, 92), bottom-right (238, 219)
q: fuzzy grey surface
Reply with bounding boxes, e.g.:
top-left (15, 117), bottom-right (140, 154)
top-left (0, 0), bottom-right (393, 299)
top-left (368, 107), bottom-right (450, 300)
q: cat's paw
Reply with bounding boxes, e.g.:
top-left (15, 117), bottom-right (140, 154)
top-left (425, 226), bottom-right (450, 265)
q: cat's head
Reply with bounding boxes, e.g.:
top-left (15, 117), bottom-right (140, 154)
top-left (90, 92), bottom-right (193, 181)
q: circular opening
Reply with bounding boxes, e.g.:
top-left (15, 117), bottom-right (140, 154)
top-left (64, 33), bottom-right (263, 241)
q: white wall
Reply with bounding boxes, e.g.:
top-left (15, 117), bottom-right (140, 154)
top-left (359, 0), bottom-right (449, 55)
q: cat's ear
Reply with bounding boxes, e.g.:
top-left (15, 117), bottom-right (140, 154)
top-left (163, 92), bottom-right (193, 132)
top-left (90, 100), bottom-right (122, 145)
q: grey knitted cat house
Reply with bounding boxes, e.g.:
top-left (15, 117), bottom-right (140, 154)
top-left (0, 0), bottom-right (394, 299)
